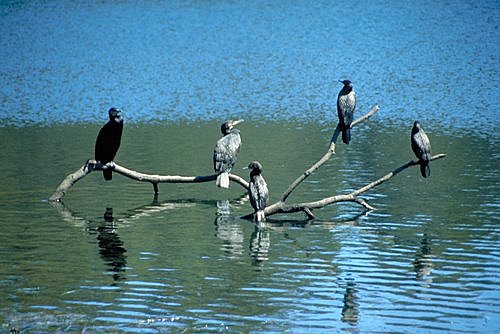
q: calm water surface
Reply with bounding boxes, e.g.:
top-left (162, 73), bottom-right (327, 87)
top-left (1, 1), bottom-right (499, 333)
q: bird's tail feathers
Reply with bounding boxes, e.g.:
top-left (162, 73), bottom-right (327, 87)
top-left (420, 161), bottom-right (430, 178)
top-left (255, 210), bottom-right (266, 222)
top-left (342, 128), bottom-right (351, 144)
top-left (216, 172), bottom-right (230, 188)
top-left (103, 170), bottom-right (113, 181)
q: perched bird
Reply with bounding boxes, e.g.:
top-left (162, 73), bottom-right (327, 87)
top-left (337, 79), bottom-right (356, 144)
top-left (247, 161), bottom-right (269, 222)
top-left (213, 119), bottom-right (244, 188)
top-left (95, 107), bottom-right (123, 181)
top-left (411, 121), bottom-right (431, 178)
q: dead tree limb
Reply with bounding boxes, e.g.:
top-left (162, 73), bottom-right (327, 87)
top-left (259, 153), bottom-right (446, 219)
top-left (280, 104), bottom-right (379, 202)
top-left (49, 160), bottom-right (249, 202)
top-left (49, 102), bottom-right (446, 223)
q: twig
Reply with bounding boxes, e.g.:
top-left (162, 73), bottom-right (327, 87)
top-left (351, 154), bottom-right (446, 196)
top-left (49, 160), bottom-right (249, 202)
top-left (280, 104), bottom-right (379, 202)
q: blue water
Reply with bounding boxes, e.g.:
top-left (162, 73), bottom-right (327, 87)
top-left (1, 0), bottom-right (498, 135)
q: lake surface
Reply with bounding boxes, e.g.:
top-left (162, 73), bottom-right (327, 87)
top-left (0, 1), bottom-right (499, 333)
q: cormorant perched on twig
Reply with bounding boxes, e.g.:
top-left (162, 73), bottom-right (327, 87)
top-left (337, 79), bottom-right (356, 144)
top-left (213, 119), bottom-right (243, 188)
top-left (411, 121), bottom-right (431, 178)
top-left (95, 108), bottom-right (123, 181)
top-left (247, 161), bottom-right (269, 222)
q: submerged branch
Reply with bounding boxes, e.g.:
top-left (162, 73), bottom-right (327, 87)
top-left (49, 160), bottom-right (249, 202)
top-left (279, 104), bottom-right (379, 202)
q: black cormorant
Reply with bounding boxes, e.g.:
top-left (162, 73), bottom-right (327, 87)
top-left (95, 107), bottom-right (123, 181)
top-left (337, 79), bottom-right (356, 144)
top-left (213, 119), bottom-right (243, 188)
top-left (411, 121), bottom-right (431, 178)
top-left (247, 161), bottom-right (269, 222)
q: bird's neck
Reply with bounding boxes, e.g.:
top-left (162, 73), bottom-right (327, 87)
top-left (341, 86), bottom-right (352, 95)
top-left (250, 171), bottom-right (261, 179)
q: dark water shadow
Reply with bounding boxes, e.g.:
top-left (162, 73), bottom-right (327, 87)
top-left (50, 202), bottom-right (127, 283)
top-left (413, 233), bottom-right (433, 284)
top-left (341, 278), bottom-right (360, 326)
top-left (95, 208), bottom-right (127, 283)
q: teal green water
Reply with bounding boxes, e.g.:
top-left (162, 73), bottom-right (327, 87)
top-left (0, 121), bottom-right (499, 333)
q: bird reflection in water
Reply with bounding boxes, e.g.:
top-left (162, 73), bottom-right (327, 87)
top-left (249, 227), bottom-right (270, 266)
top-left (413, 233), bottom-right (433, 284)
top-left (341, 278), bottom-right (359, 326)
top-left (214, 201), bottom-right (244, 259)
top-left (96, 208), bottom-right (127, 282)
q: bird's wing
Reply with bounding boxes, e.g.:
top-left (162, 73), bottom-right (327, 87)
top-left (252, 176), bottom-right (269, 210)
top-left (257, 181), bottom-right (269, 210)
top-left (339, 92), bottom-right (356, 125)
top-left (249, 182), bottom-right (258, 210)
top-left (419, 131), bottom-right (431, 159)
top-left (226, 133), bottom-right (241, 154)
top-left (214, 134), bottom-right (241, 172)
top-left (95, 122), bottom-right (112, 162)
top-left (412, 131), bottom-right (431, 160)
top-left (337, 92), bottom-right (355, 118)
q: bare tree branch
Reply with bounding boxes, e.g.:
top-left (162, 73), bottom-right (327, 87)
top-left (49, 160), bottom-right (249, 202)
top-left (280, 104), bottom-right (379, 202)
top-left (49, 102), bottom-right (446, 224)
top-left (262, 153), bottom-right (446, 219)
top-left (351, 154), bottom-right (446, 197)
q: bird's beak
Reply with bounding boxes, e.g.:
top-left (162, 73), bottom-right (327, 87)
top-left (232, 119), bottom-right (244, 126)
top-left (338, 80), bottom-right (344, 84)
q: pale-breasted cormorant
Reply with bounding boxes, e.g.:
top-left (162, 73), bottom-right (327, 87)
top-left (337, 79), bottom-right (356, 144)
top-left (247, 161), bottom-right (269, 222)
top-left (213, 119), bottom-right (243, 188)
top-left (411, 121), bottom-right (431, 178)
top-left (95, 108), bottom-right (123, 181)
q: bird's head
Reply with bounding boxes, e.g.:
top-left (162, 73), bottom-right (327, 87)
top-left (221, 119), bottom-right (244, 135)
top-left (246, 161), bottom-right (263, 174)
top-left (108, 107), bottom-right (123, 122)
top-left (338, 79), bottom-right (353, 87)
top-left (412, 120), bottom-right (423, 134)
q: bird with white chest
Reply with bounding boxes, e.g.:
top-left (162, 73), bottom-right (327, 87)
top-left (337, 79), bottom-right (356, 144)
top-left (213, 119), bottom-right (244, 188)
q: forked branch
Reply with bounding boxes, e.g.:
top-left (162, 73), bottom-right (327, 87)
top-left (261, 153), bottom-right (447, 219)
top-left (280, 104), bottom-right (379, 202)
top-left (49, 102), bottom-right (446, 223)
